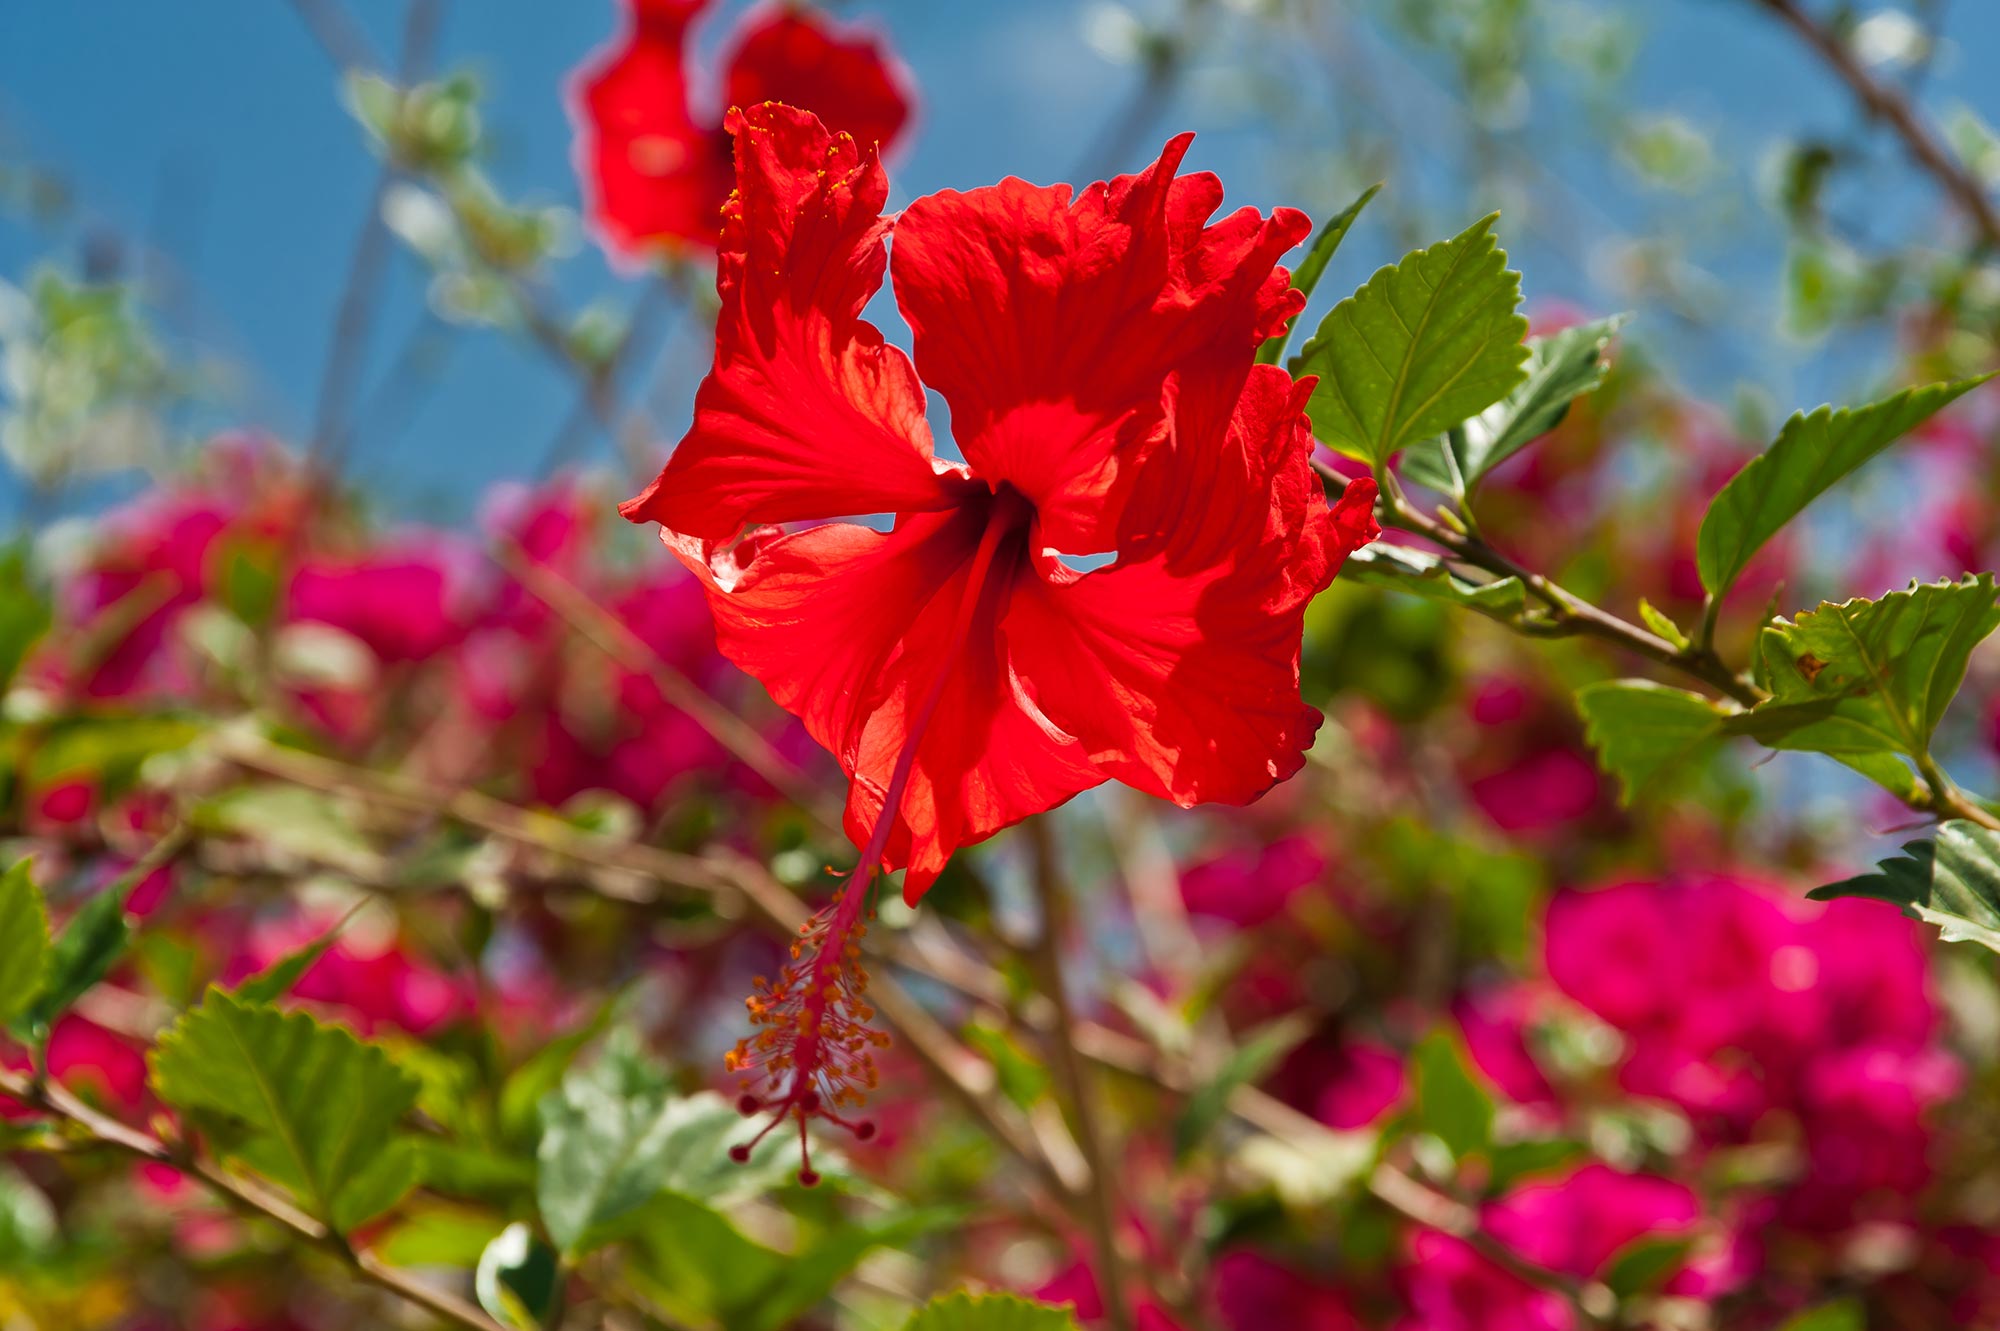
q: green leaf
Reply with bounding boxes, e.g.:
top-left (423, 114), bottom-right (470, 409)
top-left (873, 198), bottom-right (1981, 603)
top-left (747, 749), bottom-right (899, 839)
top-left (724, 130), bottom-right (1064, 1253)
top-left (1810, 821), bottom-right (2000, 955)
top-left (1576, 681), bottom-right (1733, 804)
top-left (1602, 1234), bottom-right (1693, 1298)
top-left (1173, 1013), bottom-right (1312, 1160)
top-left (1296, 214), bottom-right (1529, 465)
top-left (20, 877), bottom-right (132, 1040)
top-left (149, 989), bottom-right (418, 1230)
top-left (1733, 577), bottom-right (2000, 773)
top-left (1403, 314), bottom-right (1628, 493)
top-left (536, 1033), bottom-right (797, 1256)
top-left (1340, 543), bottom-right (1526, 620)
top-left (231, 903), bottom-right (363, 1005)
top-left (1776, 1302), bottom-right (1863, 1331)
top-left (1696, 377), bottom-right (1990, 598)
top-left (0, 861), bottom-right (50, 1029)
top-left (1636, 598), bottom-right (1690, 652)
top-left (1256, 184), bottom-right (1380, 366)
top-left (476, 1222), bottom-right (562, 1331)
top-left (905, 1291), bottom-right (1084, 1331)
top-left (197, 785), bottom-right (384, 879)
top-left (1412, 1030), bottom-right (1493, 1161)
top-left (0, 547), bottom-right (51, 695)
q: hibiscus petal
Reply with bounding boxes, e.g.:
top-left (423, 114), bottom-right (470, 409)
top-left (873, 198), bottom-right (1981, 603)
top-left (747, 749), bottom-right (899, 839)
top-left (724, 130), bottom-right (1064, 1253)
top-left (623, 104), bottom-right (962, 546)
top-left (662, 505), bottom-right (1101, 903)
top-left (723, 7), bottom-right (913, 159)
top-left (572, 0), bottom-right (731, 255)
top-left (1005, 364), bottom-right (1378, 806)
top-left (890, 138), bottom-right (1310, 556)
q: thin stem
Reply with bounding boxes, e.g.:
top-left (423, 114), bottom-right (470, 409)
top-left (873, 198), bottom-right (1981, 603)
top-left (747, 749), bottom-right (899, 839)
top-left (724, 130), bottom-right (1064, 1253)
top-left (0, 1068), bottom-right (504, 1331)
top-left (1025, 820), bottom-right (1135, 1331)
top-left (1751, 0), bottom-right (2000, 251)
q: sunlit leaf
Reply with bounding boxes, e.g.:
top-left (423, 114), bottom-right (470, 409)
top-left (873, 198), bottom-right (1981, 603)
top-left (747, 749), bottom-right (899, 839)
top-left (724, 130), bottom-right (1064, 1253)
top-left (1257, 183), bottom-right (1379, 366)
top-left (1731, 577), bottom-right (2000, 778)
top-left (1296, 214), bottom-right (1529, 464)
top-left (1810, 821), bottom-right (2000, 955)
top-left (475, 1222), bottom-right (561, 1331)
top-left (149, 989), bottom-right (419, 1231)
top-left (904, 1291), bottom-right (1084, 1331)
top-left (1402, 314), bottom-right (1628, 493)
top-left (1340, 542), bottom-right (1526, 620)
top-left (0, 861), bottom-right (49, 1029)
top-left (1696, 377), bottom-right (1990, 599)
top-left (1412, 1030), bottom-right (1492, 1161)
top-left (1576, 680), bottom-right (1733, 803)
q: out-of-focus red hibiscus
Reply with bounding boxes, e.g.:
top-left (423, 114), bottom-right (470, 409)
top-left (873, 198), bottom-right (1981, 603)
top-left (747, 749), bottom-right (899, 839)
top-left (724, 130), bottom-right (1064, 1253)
top-left (1212, 1250), bottom-right (1363, 1331)
top-left (572, 0), bottom-right (914, 256)
top-left (3, 1015), bottom-right (150, 1120)
top-left (1400, 1164), bottom-right (1703, 1331)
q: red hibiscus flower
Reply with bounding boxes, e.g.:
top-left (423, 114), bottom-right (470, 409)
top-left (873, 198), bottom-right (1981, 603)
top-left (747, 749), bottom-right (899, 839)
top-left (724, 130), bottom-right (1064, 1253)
top-left (622, 102), bottom-right (1377, 1176)
top-left (572, 0), bottom-right (913, 257)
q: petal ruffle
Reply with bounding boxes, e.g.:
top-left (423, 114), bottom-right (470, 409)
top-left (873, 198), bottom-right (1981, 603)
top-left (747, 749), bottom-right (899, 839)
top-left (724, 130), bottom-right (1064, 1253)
top-left (572, 0), bottom-right (730, 255)
top-left (723, 8), bottom-right (912, 159)
top-left (663, 504), bottom-right (1100, 903)
top-left (1005, 364), bottom-right (1378, 806)
top-left (890, 137), bottom-right (1310, 556)
top-left (622, 104), bottom-right (963, 546)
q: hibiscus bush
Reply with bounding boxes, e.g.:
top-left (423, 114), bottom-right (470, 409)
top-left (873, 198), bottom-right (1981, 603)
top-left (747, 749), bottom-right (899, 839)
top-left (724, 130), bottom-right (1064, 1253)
top-left (10, 2), bottom-right (2000, 1330)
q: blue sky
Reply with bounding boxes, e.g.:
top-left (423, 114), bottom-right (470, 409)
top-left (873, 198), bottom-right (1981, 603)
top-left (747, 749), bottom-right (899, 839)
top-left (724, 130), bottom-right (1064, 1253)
top-left (4, 1), bottom-right (1998, 519)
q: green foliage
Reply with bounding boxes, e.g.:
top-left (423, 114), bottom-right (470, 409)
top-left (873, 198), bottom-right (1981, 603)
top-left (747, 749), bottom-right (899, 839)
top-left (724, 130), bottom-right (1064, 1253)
top-left (1603, 1234), bottom-right (1695, 1297)
top-left (1257, 184), bottom-right (1379, 365)
top-left (1810, 821), bottom-right (2000, 954)
top-left (1733, 577), bottom-right (2000, 788)
top-left (535, 1032), bottom-right (792, 1256)
top-left (1296, 215), bottom-right (1529, 465)
top-left (1173, 1013), bottom-right (1312, 1160)
top-left (1402, 313), bottom-right (1628, 495)
top-left (230, 906), bottom-right (359, 1005)
top-left (904, 1292), bottom-right (1082, 1331)
top-left (1695, 377), bottom-right (1989, 599)
top-left (0, 861), bottom-right (49, 1030)
top-left (149, 989), bottom-right (420, 1231)
top-left (1340, 543), bottom-right (1526, 620)
top-left (1775, 1303), bottom-right (1864, 1331)
top-left (197, 786), bottom-right (384, 879)
top-left (476, 1223), bottom-right (562, 1331)
top-left (1411, 1030), bottom-right (1493, 1160)
top-left (1576, 680), bottom-right (1732, 803)
top-left (0, 546), bottom-right (51, 694)
top-left (19, 875), bottom-right (132, 1041)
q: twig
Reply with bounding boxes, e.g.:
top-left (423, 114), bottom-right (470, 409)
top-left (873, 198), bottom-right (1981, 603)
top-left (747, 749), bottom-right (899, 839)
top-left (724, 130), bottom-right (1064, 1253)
top-left (1024, 820), bottom-right (1135, 1331)
top-left (0, 1068), bottom-right (504, 1331)
top-left (297, 0), bottom-right (451, 476)
top-left (1750, 0), bottom-right (2000, 251)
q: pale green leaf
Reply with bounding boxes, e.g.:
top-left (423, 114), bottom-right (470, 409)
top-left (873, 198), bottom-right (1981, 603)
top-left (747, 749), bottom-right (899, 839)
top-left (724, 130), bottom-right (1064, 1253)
top-left (1576, 681), bottom-right (1733, 804)
top-left (1403, 314), bottom-right (1628, 492)
top-left (905, 1291), bottom-right (1084, 1331)
top-left (1173, 1013), bottom-right (1312, 1160)
top-left (1810, 821), bottom-right (2000, 956)
top-left (1696, 377), bottom-right (1990, 598)
top-left (1296, 214), bottom-right (1529, 464)
top-left (1256, 184), bottom-right (1379, 366)
top-left (1637, 598), bottom-right (1691, 652)
top-left (536, 1034), bottom-right (796, 1256)
top-left (0, 862), bottom-right (49, 1029)
top-left (1340, 543), bottom-right (1526, 620)
top-left (149, 989), bottom-right (418, 1230)
top-left (1776, 1301), bottom-right (1863, 1331)
top-left (475, 1222), bottom-right (561, 1331)
top-left (198, 785), bottom-right (383, 878)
